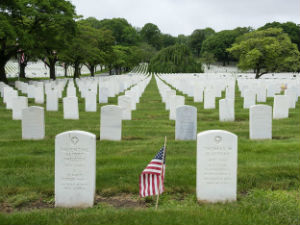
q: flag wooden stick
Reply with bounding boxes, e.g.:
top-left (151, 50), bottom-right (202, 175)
top-left (155, 136), bottom-right (167, 210)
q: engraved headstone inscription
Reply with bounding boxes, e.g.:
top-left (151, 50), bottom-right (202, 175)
top-left (175, 105), bottom-right (197, 140)
top-left (197, 130), bottom-right (237, 202)
top-left (55, 130), bottom-right (96, 208)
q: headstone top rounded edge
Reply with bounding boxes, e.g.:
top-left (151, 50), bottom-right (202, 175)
top-left (197, 130), bottom-right (237, 139)
top-left (55, 130), bottom-right (96, 139)
top-left (250, 104), bottom-right (272, 110)
top-left (101, 105), bottom-right (122, 110)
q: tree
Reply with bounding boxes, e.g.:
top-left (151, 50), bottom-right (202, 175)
top-left (137, 43), bottom-right (157, 63)
top-left (161, 34), bottom-right (176, 48)
top-left (259, 21), bottom-right (300, 51)
top-left (61, 24), bottom-right (104, 78)
top-left (227, 28), bottom-right (300, 79)
top-left (148, 44), bottom-right (203, 73)
top-left (97, 18), bottom-right (139, 46)
top-left (0, 1), bottom-right (25, 82)
top-left (32, 0), bottom-right (77, 80)
top-left (201, 52), bottom-right (216, 69)
top-left (189, 28), bottom-right (215, 57)
top-left (176, 34), bottom-right (189, 45)
top-left (201, 27), bottom-right (250, 66)
top-left (140, 23), bottom-right (162, 50)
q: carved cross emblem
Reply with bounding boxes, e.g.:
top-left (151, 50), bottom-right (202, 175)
top-left (215, 136), bottom-right (222, 144)
top-left (71, 136), bottom-right (79, 145)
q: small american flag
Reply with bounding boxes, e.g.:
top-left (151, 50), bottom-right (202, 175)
top-left (139, 146), bottom-right (166, 197)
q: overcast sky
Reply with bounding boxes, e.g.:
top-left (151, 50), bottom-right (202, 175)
top-left (70, 0), bottom-right (300, 36)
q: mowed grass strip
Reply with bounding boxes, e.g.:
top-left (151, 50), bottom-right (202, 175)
top-left (0, 76), bottom-right (299, 225)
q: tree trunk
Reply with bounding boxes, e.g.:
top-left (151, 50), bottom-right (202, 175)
top-left (89, 65), bottom-right (95, 77)
top-left (49, 60), bottom-right (56, 80)
top-left (64, 64), bottom-right (68, 77)
top-left (222, 60), bottom-right (226, 66)
top-left (100, 65), bottom-right (103, 71)
top-left (19, 62), bottom-right (27, 79)
top-left (0, 60), bottom-right (7, 83)
top-left (74, 61), bottom-right (80, 78)
top-left (255, 67), bottom-right (260, 79)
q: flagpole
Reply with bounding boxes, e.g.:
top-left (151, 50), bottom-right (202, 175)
top-left (155, 136), bottom-right (167, 210)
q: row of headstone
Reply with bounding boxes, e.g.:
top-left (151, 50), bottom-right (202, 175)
top-left (157, 73), bottom-right (299, 116)
top-left (100, 76), bottom-right (151, 141)
top-left (53, 128), bottom-right (237, 208)
top-left (155, 76), bottom-right (277, 141)
top-left (158, 73), bottom-right (236, 111)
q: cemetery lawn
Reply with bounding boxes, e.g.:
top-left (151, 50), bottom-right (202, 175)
top-left (0, 76), bottom-right (299, 225)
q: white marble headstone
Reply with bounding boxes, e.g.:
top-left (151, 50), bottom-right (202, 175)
top-left (100, 105), bottom-right (122, 141)
top-left (99, 87), bottom-right (109, 103)
top-left (165, 90), bottom-right (176, 110)
top-left (197, 130), bottom-right (237, 203)
top-left (219, 99), bottom-right (235, 122)
top-left (118, 95), bottom-right (132, 120)
top-left (250, 105), bottom-right (272, 140)
top-left (22, 106), bottom-right (45, 140)
top-left (12, 96), bottom-right (28, 120)
top-left (63, 97), bottom-right (79, 119)
top-left (55, 130), bottom-right (96, 208)
top-left (67, 86), bottom-right (76, 97)
top-left (204, 89), bottom-right (215, 109)
top-left (6, 90), bottom-right (18, 109)
top-left (175, 105), bottom-right (197, 140)
top-left (273, 95), bottom-right (289, 119)
top-left (243, 90), bottom-right (256, 109)
top-left (34, 86), bottom-right (44, 104)
top-left (85, 91), bottom-right (97, 112)
top-left (46, 90), bottom-right (58, 111)
top-left (169, 95), bottom-right (185, 120)
top-left (193, 86), bottom-right (204, 103)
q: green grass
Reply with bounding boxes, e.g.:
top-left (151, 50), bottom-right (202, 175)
top-left (0, 76), bottom-right (299, 225)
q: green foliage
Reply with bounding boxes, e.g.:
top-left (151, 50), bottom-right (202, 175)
top-left (161, 34), bottom-right (177, 48)
top-left (259, 21), bottom-right (300, 50)
top-left (201, 52), bottom-right (216, 69)
top-left (137, 43), bottom-right (157, 63)
top-left (228, 28), bottom-right (300, 78)
top-left (140, 23), bottom-right (162, 50)
top-left (148, 44), bottom-right (203, 73)
top-left (201, 27), bottom-right (251, 65)
top-left (176, 34), bottom-right (189, 45)
top-left (105, 45), bottom-right (143, 74)
top-left (189, 28), bottom-right (215, 57)
top-left (60, 24), bottom-right (103, 77)
top-left (97, 18), bottom-right (139, 46)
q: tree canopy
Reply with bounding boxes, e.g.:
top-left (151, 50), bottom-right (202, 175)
top-left (140, 23), bottom-right (162, 50)
top-left (96, 18), bottom-right (139, 46)
top-left (201, 27), bottom-right (251, 66)
top-left (0, 0), bottom-right (77, 81)
top-left (189, 28), bottom-right (215, 57)
top-left (258, 21), bottom-right (300, 51)
top-left (228, 28), bottom-right (300, 78)
top-left (148, 44), bottom-right (203, 73)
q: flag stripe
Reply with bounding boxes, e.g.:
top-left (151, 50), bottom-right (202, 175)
top-left (139, 146), bottom-right (166, 197)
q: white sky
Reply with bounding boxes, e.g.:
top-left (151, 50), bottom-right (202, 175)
top-left (70, 0), bottom-right (300, 36)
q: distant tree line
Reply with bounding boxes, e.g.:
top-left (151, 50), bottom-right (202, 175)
top-left (1, 0), bottom-right (299, 82)
top-left (147, 22), bottom-right (300, 77)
